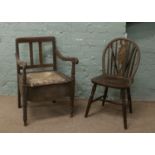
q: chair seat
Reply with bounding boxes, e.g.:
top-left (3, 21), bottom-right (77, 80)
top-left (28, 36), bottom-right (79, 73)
top-left (25, 71), bottom-right (71, 87)
top-left (91, 74), bottom-right (131, 88)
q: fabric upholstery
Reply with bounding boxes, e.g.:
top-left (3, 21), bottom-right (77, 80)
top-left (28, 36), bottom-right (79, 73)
top-left (26, 71), bottom-right (71, 87)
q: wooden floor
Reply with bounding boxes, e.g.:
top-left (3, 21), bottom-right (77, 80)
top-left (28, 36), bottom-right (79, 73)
top-left (0, 96), bottom-right (155, 132)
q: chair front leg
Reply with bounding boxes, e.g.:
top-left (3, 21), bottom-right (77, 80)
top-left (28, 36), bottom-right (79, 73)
top-left (70, 82), bottom-right (75, 117)
top-left (127, 88), bottom-right (132, 113)
top-left (17, 79), bottom-right (21, 108)
top-left (17, 68), bottom-right (21, 108)
top-left (23, 86), bottom-right (28, 126)
top-left (121, 89), bottom-right (127, 129)
top-left (85, 83), bottom-right (97, 117)
top-left (102, 87), bottom-right (108, 106)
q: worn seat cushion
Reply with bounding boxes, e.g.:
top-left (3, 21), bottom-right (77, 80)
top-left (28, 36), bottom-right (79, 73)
top-left (26, 71), bottom-right (71, 87)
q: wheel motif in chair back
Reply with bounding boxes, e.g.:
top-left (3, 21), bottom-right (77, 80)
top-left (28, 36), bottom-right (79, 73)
top-left (102, 38), bottom-right (140, 79)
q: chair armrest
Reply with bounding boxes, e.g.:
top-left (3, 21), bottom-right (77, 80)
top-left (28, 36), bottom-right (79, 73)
top-left (56, 50), bottom-right (79, 80)
top-left (15, 53), bottom-right (27, 69)
top-left (56, 50), bottom-right (79, 64)
top-left (15, 53), bottom-right (27, 85)
top-left (17, 60), bottom-right (27, 68)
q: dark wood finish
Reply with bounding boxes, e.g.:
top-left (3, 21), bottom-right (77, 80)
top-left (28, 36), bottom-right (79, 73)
top-left (127, 88), bottom-right (132, 113)
top-left (85, 83), bottom-right (97, 117)
top-left (38, 41), bottom-right (43, 65)
top-left (15, 36), bottom-right (79, 126)
top-left (102, 87), bottom-right (108, 106)
top-left (85, 38), bottom-right (140, 129)
top-left (121, 89), bottom-right (127, 129)
top-left (29, 42), bottom-right (34, 65)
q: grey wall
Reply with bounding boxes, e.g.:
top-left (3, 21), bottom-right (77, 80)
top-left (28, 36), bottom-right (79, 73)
top-left (1, 22), bottom-right (155, 100)
top-left (127, 22), bottom-right (155, 101)
top-left (0, 22), bottom-right (126, 97)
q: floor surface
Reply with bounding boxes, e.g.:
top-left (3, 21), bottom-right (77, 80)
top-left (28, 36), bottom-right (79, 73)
top-left (0, 96), bottom-right (155, 132)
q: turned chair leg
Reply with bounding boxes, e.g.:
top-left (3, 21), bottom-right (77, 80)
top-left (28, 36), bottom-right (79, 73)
top-left (70, 95), bottom-right (74, 117)
top-left (127, 88), bottom-right (132, 113)
top-left (102, 87), bottom-right (108, 106)
top-left (85, 83), bottom-right (97, 117)
top-left (70, 83), bottom-right (75, 117)
top-left (17, 79), bottom-right (22, 108)
top-left (23, 87), bottom-right (27, 126)
top-left (18, 88), bottom-right (21, 108)
top-left (17, 74), bottom-right (22, 108)
top-left (121, 89), bottom-right (127, 129)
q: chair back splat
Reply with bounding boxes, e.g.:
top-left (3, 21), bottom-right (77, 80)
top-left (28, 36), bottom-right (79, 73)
top-left (16, 36), bottom-right (57, 70)
top-left (102, 38), bottom-right (140, 80)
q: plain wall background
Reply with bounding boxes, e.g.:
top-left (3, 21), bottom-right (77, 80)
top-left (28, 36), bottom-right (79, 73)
top-left (0, 22), bottom-right (126, 98)
top-left (127, 22), bottom-right (155, 101)
top-left (1, 22), bottom-right (155, 101)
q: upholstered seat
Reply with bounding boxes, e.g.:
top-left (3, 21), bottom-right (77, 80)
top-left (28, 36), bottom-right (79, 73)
top-left (26, 71), bottom-right (71, 87)
top-left (16, 37), bottom-right (79, 126)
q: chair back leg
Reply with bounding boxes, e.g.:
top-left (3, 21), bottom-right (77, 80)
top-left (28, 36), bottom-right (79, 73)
top-left (102, 87), bottom-right (108, 106)
top-left (23, 86), bottom-right (28, 126)
top-left (18, 88), bottom-right (21, 108)
top-left (70, 95), bottom-right (74, 117)
top-left (121, 89), bottom-right (127, 129)
top-left (70, 82), bottom-right (75, 117)
top-left (127, 88), bottom-right (132, 113)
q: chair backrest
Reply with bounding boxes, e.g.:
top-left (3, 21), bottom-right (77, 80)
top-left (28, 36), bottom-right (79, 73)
top-left (102, 38), bottom-right (140, 79)
top-left (16, 36), bottom-right (57, 70)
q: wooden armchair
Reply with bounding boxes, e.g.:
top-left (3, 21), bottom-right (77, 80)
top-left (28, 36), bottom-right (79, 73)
top-left (15, 36), bottom-right (79, 126)
top-left (85, 38), bottom-right (140, 129)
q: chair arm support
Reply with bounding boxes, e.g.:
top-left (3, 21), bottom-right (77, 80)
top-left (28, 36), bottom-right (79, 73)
top-left (56, 50), bottom-right (79, 80)
top-left (15, 53), bottom-right (27, 69)
top-left (56, 50), bottom-right (79, 64)
top-left (15, 54), bottom-right (27, 85)
top-left (17, 60), bottom-right (27, 69)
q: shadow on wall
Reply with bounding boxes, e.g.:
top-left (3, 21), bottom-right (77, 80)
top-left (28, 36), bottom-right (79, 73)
top-left (127, 22), bottom-right (155, 40)
top-left (127, 22), bottom-right (155, 100)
